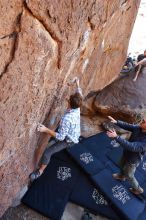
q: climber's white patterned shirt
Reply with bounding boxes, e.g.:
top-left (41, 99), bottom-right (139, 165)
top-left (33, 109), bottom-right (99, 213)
top-left (55, 88), bottom-right (82, 143)
top-left (55, 107), bottom-right (80, 143)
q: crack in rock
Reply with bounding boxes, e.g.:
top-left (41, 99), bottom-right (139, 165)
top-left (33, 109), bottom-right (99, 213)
top-left (24, 0), bottom-right (62, 69)
top-left (0, 12), bottom-right (23, 79)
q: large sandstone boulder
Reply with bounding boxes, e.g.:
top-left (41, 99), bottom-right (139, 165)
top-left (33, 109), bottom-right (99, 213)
top-left (0, 0), bottom-right (140, 216)
top-left (83, 70), bottom-right (146, 122)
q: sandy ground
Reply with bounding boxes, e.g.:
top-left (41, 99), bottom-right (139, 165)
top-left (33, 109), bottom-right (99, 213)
top-left (2, 203), bottom-right (109, 220)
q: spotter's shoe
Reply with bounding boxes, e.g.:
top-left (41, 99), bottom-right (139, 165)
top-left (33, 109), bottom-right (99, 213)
top-left (129, 187), bottom-right (144, 195)
top-left (112, 173), bottom-right (126, 181)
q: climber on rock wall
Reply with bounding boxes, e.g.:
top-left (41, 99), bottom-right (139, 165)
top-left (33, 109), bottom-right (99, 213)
top-left (29, 77), bottom-right (83, 182)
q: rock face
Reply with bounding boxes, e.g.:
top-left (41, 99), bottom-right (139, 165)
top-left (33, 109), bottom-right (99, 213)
top-left (83, 70), bottom-right (146, 122)
top-left (0, 0), bottom-right (140, 216)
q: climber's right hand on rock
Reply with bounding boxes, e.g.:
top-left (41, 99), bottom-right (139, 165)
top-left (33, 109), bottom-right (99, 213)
top-left (68, 77), bottom-right (80, 87)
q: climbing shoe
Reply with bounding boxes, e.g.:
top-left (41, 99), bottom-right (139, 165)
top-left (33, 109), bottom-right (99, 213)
top-left (29, 169), bottom-right (41, 182)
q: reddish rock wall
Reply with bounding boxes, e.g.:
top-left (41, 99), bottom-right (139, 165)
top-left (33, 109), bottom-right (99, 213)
top-left (0, 0), bottom-right (140, 216)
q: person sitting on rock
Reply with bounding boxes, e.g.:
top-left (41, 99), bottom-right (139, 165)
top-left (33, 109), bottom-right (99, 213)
top-left (137, 49), bottom-right (146, 62)
top-left (133, 57), bottom-right (146, 81)
top-left (106, 116), bottom-right (146, 195)
top-left (30, 77), bottom-right (83, 182)
top-left (134, 49), bottom-right (146, 75)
